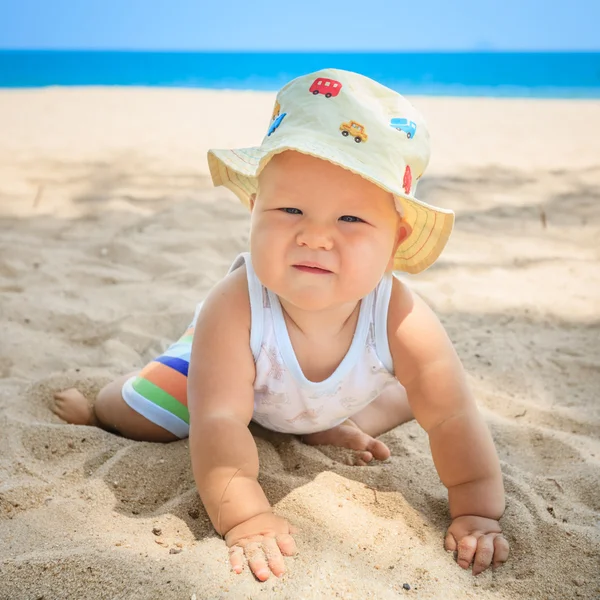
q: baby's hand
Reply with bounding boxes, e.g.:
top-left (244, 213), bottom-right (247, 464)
top-left (444, 515), bottom-right (509, 575)
top-left (224, 512), bottom-right (297, 581)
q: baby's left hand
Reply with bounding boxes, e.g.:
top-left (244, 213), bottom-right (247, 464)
top-left (444, 515), bottom-right (509, 575)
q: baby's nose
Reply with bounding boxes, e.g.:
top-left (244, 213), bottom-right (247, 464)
top-left (296, 222), bottom-right (334, 250)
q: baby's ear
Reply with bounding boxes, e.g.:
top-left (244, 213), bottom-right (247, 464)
top-left (396, 220), bottom-right (412, 246)
top-left (386, 220), bottom-right (413, 272)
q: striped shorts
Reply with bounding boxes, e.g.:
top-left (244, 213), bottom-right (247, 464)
top-left (121, 304), bottom-right (202, 439)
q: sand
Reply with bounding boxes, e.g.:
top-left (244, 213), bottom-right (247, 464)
top-left (0, 87), bottom-right (599, 600)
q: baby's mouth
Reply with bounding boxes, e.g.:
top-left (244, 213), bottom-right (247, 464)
top-left (292, 264), bottom-right (332, 274)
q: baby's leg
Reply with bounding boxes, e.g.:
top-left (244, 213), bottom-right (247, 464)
top-left (302, 385), bottom-right (413, 463)
top-left (350, 384), bottom-right (413, 438)
top-left (54, 313), bottom-right (198, 443)
top-left (53, 372), bottom-right (179, 443)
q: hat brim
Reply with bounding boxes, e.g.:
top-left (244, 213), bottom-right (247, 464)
top-left (208, 138), bottom-right (454, 274)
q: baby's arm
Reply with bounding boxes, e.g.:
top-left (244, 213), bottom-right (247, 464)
top-left (187, 269), bottom-right (296, 580)
top-left (388, 278), bottom-right (508, 575)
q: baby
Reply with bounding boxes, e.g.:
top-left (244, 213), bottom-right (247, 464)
top-left (53, 68), bottom-right (509, 581)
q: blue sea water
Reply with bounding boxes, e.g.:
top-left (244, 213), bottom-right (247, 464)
top-left (1, 51), bottom-right (599, 98)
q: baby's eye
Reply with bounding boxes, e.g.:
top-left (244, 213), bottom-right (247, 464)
top-left (339, 215), bottom-right (364, 223)
top-left (280, 207), bottom-right (302, 215)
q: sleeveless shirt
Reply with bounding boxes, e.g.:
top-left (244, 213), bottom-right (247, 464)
top-left (225, 252), bottom-right (400, 435)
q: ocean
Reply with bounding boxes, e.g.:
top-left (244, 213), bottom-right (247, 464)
top-left (1, 51), bottom-right (599, 98)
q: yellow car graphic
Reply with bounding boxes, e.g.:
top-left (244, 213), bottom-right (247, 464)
top-left (272, 101), bottom-right (281, 120)
top-left (340, 120), bottom-right (368, 143)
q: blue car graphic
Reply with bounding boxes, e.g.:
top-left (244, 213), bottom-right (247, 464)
top-left (390, 118), bottom-right (417, 139)
top-left (268, 112), bottom-right (287, 136)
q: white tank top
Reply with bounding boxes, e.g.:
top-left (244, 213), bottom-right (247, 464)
top-left (227, 253), bottom-right (400, 435)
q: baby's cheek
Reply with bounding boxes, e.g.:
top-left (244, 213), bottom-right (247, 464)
top-left (348, 236), bottom-right (392, 271)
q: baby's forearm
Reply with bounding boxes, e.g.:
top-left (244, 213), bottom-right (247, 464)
top-left (428, 409), bottom-right (505, 520)
top-left (189, 416), bottom-right (271, 535)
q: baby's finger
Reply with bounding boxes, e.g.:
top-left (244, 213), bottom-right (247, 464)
top-left (472, 534), bottom-right (495, 576)
top-left (456, 535), bottom-right (478, 571)
top-left (245, 541), bottom-right (270, 581)
top-left (229, 545), bottom-right (245, 575)
top-left (444, 531), bottom-right (457, 552)
top-left (263, 536), bottom-right (286, 578)
top-left (492, 534), bottom-right (510, 570)
top-left (276, 532), bottom-right (297, 556)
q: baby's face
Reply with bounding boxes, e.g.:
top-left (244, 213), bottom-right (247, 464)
top-left (249, 151), bottom-right (406, 311)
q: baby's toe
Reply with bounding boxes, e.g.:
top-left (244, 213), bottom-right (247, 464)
top-left (54, 388), bottom-right (80, 400)
top-left (51, 400), bottom-right (69, 420)
top-left (346, 450), bottom-right (373, 466)
top-left (369, 439), bottom-right (391, 461)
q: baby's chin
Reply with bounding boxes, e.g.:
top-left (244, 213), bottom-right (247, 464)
top-left (275, 286), bottom-right (360, 314)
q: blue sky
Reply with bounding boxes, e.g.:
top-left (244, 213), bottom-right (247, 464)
top-left (1, 0), bottom-right (598, 51)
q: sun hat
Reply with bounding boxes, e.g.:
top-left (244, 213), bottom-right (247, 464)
top-left (207, 68), bottom-right (454, 274)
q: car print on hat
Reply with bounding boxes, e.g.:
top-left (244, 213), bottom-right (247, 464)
top-left (309, 78), bottom-right (342, 98)
top-left (271, 101), bottom-right (281, 120)
top-left (403, 165), bottom-right (412, 194)
top-left (390, 118), bottom-right (417, 139)
top-left (268, 112), bottom-right (287, 136)
top-left (340, 120), bottom-right (368, 143)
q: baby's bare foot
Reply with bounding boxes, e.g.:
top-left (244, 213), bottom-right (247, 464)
top-left (52, 389), bottom-right (98, 426)
top-left (302, 419), bottom-right (391, 465)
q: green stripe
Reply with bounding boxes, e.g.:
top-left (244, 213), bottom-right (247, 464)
top-left (178, 334), bottom-right (194, 344)
top-left (132, 378), bottom-right (190, 424)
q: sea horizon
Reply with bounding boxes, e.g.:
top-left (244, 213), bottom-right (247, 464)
top-left (1, 50), bottom-right (599, 98)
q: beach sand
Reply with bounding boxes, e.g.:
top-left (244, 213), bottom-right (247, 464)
top-left (0, 88), bottom-right (599, 599)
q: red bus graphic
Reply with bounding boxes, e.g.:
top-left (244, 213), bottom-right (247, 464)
top-left (403, 165), bottom-right (412, 194)
top-left (309, 78), bottom-right (343, 98)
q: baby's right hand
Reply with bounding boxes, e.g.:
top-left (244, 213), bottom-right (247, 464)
top-left (224, 511), bottom-right (298, 581)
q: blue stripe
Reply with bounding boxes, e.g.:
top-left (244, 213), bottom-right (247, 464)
top-left (155, 355), bottom-right (189, 377)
